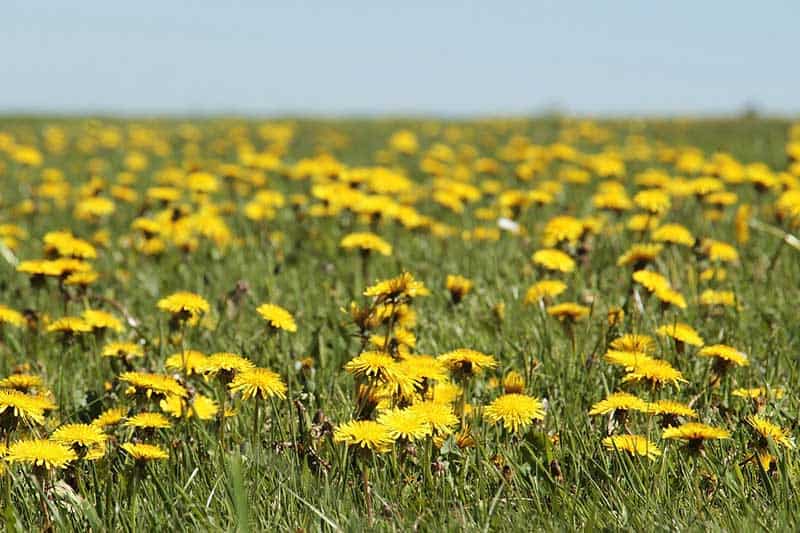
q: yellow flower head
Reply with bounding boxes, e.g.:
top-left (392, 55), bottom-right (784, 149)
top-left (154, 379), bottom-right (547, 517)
top-left (589, 392), bottom-right (649, 415)
top-left (5, 439), bottom-right (77, 469)
top-left (377, 408), bottom-right (432, 442)
top-left (662, 422), bottom-right (730, 441)
top-left (92, 407), bottom-right (127, 429)
top-left (0, 374), bottom-right (43, 392)
top-left (652, 223), bottom-right (695, 247)
top-left (156, 291), bottom-right (209, 318)
top-left (0, 389), bottom-right (47, 425)
top-left (747, 415), bottom-right (795, 449)
top-left (603, 350), bottom-right (656, 370)
top-left (698, 344), bottom-right (748, 367)
top-left (333, 420), bottom-right (393, 452)
top-left (101, 342), bottom-right (144, 359)
top-left (610, 334), bottom-right (656, 354)
top-left (656, 322), bottom-right (704, 347)
top-left (647, 400), bottom-right (697, 419)
top-left (603, 435), bottom-right (661, 459)
top-left (50, 423), bottom-right (107, 447)
top-left (228, 367), bottom-right (287, 400)
top-left (699, 289), bottom-right (736, 307)
top-left (484, 393), bottom-right (545, 433)
top-left (406, 401), bottom-right (459, 436)
top-left (622, 359), bottom-right (686, 388)
top-left (119, 371), bottom-right (187, 398)
top-left (364, 272), bottom-right (429, 301)
top-left (0, 304), bottom-right (25, 328)
top-left (82, 309), bottom-right (124, 332)
top-left (438, 348), bottom-right (497, 376)
top-left (542, 215), bottom-right (585, 247)
top-left (445, 274), bottom-right (474, 303)
top-left (46, 316), bottom-right (92, 334)
top-left (256, 303), bottom-right (297, 332)
top-left (547, 302), bottom-right (590, 322)
top-left (524, 280), bottom-right (567, 304)
top-left (532, 249), bottom-right (576, 273)
top-left (125, 412), bottom-right (172, 429)
top-left (165, 350), bottom-right (208, 374)
top-left (617, 243), bottom-right (663, 267)
top-left (121, 442), bottom-right (169, 461)
top-left (340, 232), bottom-right (392, 256)
top-left (201, 353), bottom-right (255, 379)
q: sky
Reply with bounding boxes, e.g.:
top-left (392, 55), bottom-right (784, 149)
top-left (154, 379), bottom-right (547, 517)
top-left (1, 1), bottom-right (798, 116)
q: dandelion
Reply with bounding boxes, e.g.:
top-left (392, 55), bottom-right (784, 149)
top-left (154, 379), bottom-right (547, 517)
top-left (546, 302), bottom-right (590, 322)
top-left (256, 303), bottom-right (297, 333)
top-left (0, 389), bottom-right (46, 427)
top-left (622, 359), bottom-right (686, 388)
top-left (119, 371), bottom-right (187, 399)
top-left (92, 407), bottom-right (127, 429)
top-left (662, 422), bottom-right (730, 448)
top-left (165, 349), bottom-right (208, 375)
top-left (532, 248), bottom-right (576, 273)
top-left (484, 393), bottom-right (545, 433)
top-left (746, 415), bottom-right (794, 449)
top-left (50, 423), bottom-right (107, 459)
top-left (602, 435), bottom-right (661, 459)
top-left (0, 304), bottom-right (25, 328)
top-left (437, 349), bottom-right (497, 377)
top-left (156, 291), bottom-right (209, 323)
top-left (698, 344), bottom-right (748, 367)
top-left (333, 420), bottom-right (393, 452)
top-left (364, 272), bottom-right (429, 302)
top-left (340, 232), bottom-right (392, 256)
top-left (588, 392), bottom-right (649, 416)
top-left (617, 243), bottom-right (663, 267)
top-left (377, 408), bottom-right (431, 442)
top-left (125, 412), bottom-right (172, 430)
top-left (610, 334), bottom-right (656, 354)
top-left (102, 341), bottom-right (144, 360)
top-left (121, 442), bottom-right (169, 461)
top-left (82, 309), bottom-right (124, 333)
top-left (524, 280), bottom-right (567, 304)
top-left (445, 275), bottom-right (473, 304)
top-left (0, 374), bottom-right (43, 393)
top-left (229, 368), bottom-right (287, 400)
top-left (5, 439), bottom-right (77, 470)
top-left (656, 322), bottom-right (704, 349)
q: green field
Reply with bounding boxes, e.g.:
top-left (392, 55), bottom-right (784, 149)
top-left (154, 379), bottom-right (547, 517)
top-left (1, 116), bottom-right (799, 531)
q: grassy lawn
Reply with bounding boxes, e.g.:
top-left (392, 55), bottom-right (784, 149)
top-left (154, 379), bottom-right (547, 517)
top-left (0, 116), bottom-right (799, 531)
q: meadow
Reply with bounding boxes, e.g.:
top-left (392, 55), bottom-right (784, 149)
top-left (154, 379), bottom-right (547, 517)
top-left (0, 116), bottom-right (799, 531)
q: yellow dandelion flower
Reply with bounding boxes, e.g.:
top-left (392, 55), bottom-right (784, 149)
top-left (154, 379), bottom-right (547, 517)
top-left (364, 272), bottom-right (429, 301)
top-left (0, 374), bottom-right (43, 392)
top-left (156, 291), bottom-right (209, 318)
top-left (0, 304), bottom-right (25, 328)
top-left (524, 280), bottom-right (567, 304)
top-left (101, 341), bottom-right (143, 360)
top-left (589, 392), bottom-right (649, 415)
top-left (662, 422), bottom-right (730, 442)
top-left (340, 232), bottom-right (393, 256)
top-left (344, 351), bottom-right (399, 382)
top-left (617, 243), bottom-right (664, 267)
top-left (484, 393), bottom-right (545, 433)
top-left (603, 349), bottom-right (656, 369)
top-left (699, 289), bottom-right (736, 307)
top-left (698, 344), bottom-right (748, 367)
top-left (701, 239), bottom-right (739, 263)
top-left (622, 359), bottom-right (687, 387)
top-left (164, 349), bottom-right (208, 374)
top-left (656, 322), bottom-right (704, 347)
top-left (0, 389), bottom-right (46, 425)
top-left (547, 302), bottom-right (590, 322)
top-left (747, 415), bottom-right (795, 449)
top-left (406, 401), bottom-right (459, 436)
top-left (503, 371), bottom-right (525, 394)
top-left (652, 223), bottom-right (695, 247)
top-left (256, 303), bottom-right (297, 332)
top-left (82, 309), bottom-right (124, 333)
top-left (632, 270), bottom-right (670, 293)
top-left (228, 368), bottom-right (287, 400)
top-left (333, 420), bottom-right (393, 452)
top-left (92, 407), bottom-right (127, 429)
top-left (437, 348), bottom-right (497, 376)
top-left (532, 248), bottom-right (576, 273)
top-left (160, 393), bottom-right (219, 420)
top-left (647, 400), bottom-right (697, 419)
top-left (5, 439), bottom-right (77, 469)
top-left (634, 189), bottom-right (671, 215)
top-left (125, 412), bottom-right (172, 429)
top-left (377, 408), bottom-right (431, 442)
top-left (201, 353), bottom-right (255, 378)
top-left (121, 442), bottom-right (169, 461)
top-left (119, 371), bottom-right (187, 398)
top-left (46, 316), bottom-right (92, 334)
top-left (542, 215), bottom-right (585, 247)
top-left (445, 274), bottom-right (474, 303)
top-left (610, 334), bottom-right (656, 354)
top-left (653, 286), bottom-right (687, 309)
top-left (603, 435), bottom-right (661, 459)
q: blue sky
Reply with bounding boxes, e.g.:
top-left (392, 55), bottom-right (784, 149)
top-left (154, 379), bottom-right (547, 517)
top-left (2, 1), bottom-right (798, 116)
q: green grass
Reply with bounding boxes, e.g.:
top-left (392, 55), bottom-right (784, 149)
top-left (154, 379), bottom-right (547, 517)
top-left (0, 116), bottom-right (799, 531)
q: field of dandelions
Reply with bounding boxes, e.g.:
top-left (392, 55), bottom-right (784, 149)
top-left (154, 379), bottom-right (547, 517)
top-left (1, 117), bottom-right (799, 531)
